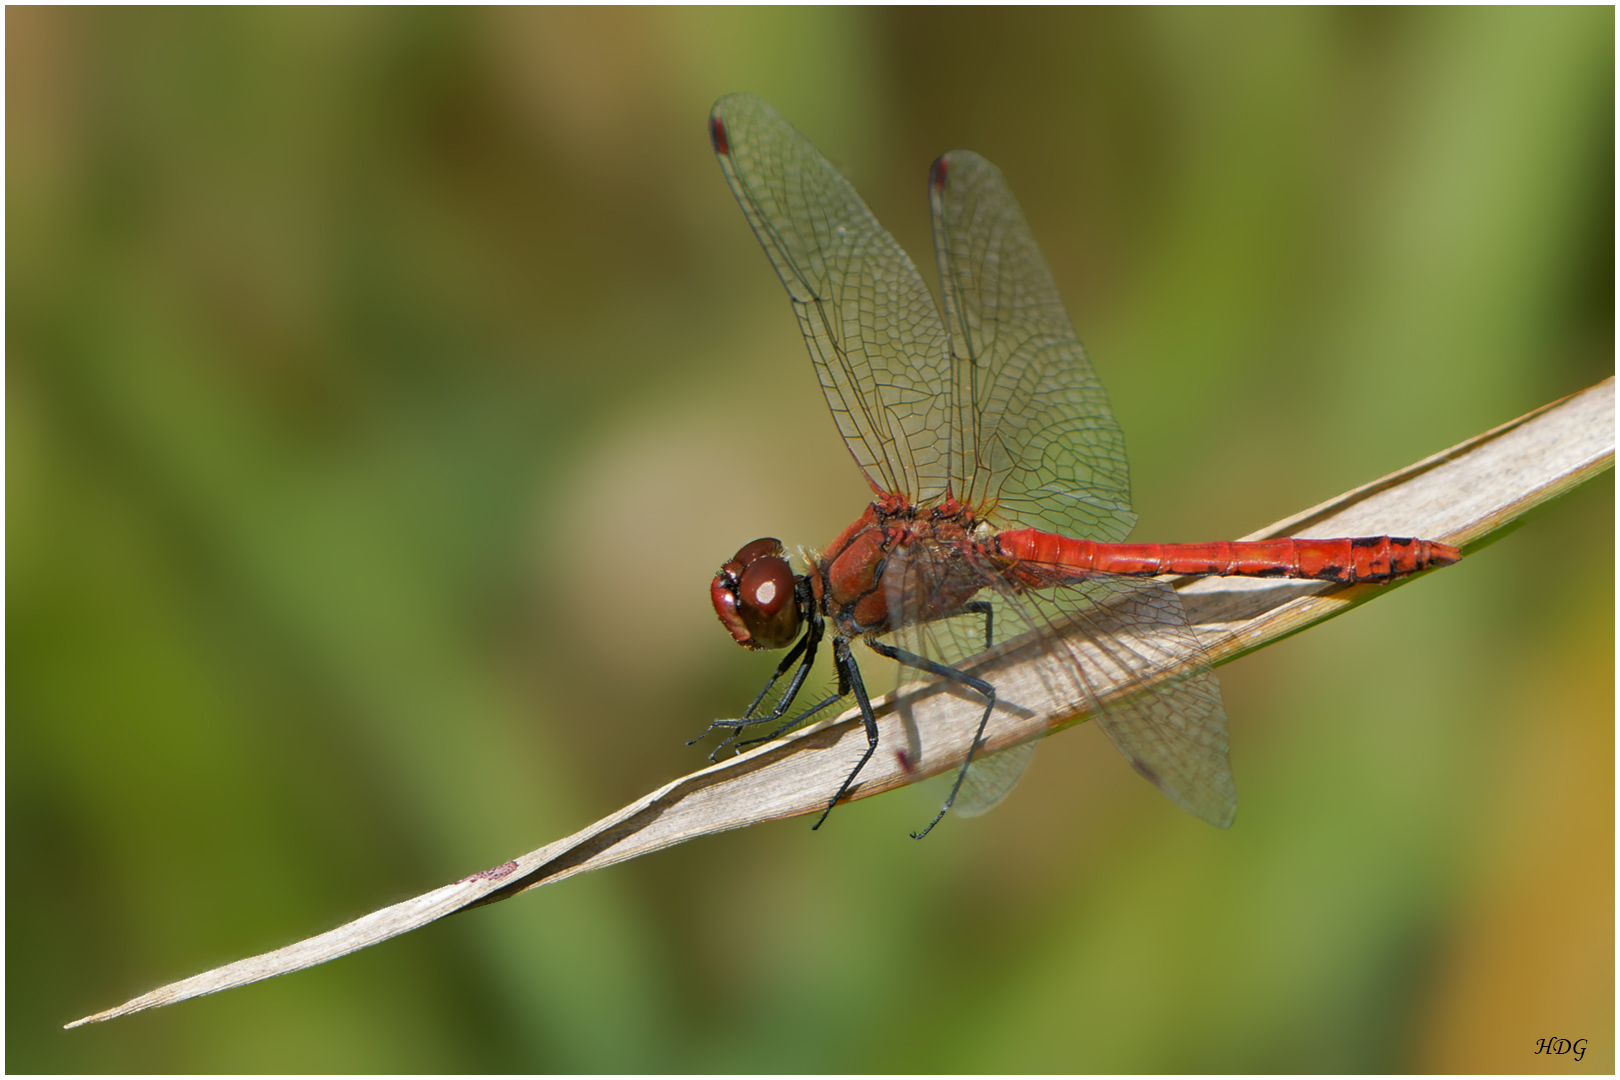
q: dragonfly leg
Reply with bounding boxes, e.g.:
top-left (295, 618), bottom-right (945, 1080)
top-left (689, 618), bottom-right (821, 759)
top-left (867, 641), bottom-right (997, 839)
top-left (735, 693), bottom-right (846, 750)
top-left (811, 637), bottom-right (880, 830)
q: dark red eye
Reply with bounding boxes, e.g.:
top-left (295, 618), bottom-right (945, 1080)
top-left (711, 538), bottom-right (802, 650)
top-left (739, 556), bottom-right (790, 614)
top-left (732, 537), bottom-right (783, 567)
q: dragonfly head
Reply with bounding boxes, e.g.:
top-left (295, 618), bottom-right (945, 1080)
top-left (712, 538), bottom-right (802, 650)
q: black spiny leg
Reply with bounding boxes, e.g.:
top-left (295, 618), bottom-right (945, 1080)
top-left (811, 637), bottom-right (880, 831)
top-left (690, 610), bottom-right (823, 759)
top-left (866, 641), bottom-right (998, 839)
top-left (734, 692), bottom-right (847, 751)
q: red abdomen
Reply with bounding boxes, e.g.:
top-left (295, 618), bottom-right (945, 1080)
top-left (997, 530), bottom-right (1461, 585)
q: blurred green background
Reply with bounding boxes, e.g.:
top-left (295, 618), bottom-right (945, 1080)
top-left (9, 7), bottom-right (1613, 1072)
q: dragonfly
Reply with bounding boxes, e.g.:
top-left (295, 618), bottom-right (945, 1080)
top-left (699, 93), bottom-right (1459, 838)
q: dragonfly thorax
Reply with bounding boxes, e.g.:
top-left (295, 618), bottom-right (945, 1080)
top-left (814, 497), bottom-right (1001, 640)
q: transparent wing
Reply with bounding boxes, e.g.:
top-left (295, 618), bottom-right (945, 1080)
top-left (710, 93), bottom-right (953, 502)
top-left (884, 539), bottom-right (1235, 827)
top-left (929, 151), bottom-right (1136, 542)
top-left (1055, 579), bottom-right (1235, 827)
top-left (953, 740), bottom-right (1037, 818)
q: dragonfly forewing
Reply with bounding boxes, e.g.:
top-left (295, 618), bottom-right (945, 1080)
top-left (710, 93), bottom-right (954, 504)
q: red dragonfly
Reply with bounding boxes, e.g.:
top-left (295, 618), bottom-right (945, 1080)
top-left (700, 93), bottom-right (1459, 838)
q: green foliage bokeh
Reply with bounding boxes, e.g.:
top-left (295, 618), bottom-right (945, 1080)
top-left (9, 7), bottom-right (1613, 1071)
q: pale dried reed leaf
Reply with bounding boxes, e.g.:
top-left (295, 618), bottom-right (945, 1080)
top-left (67, 378), bottom-right (1614, 1028)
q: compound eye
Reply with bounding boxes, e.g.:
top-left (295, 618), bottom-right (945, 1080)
top-left (732, 537), bottom-right (785, 566)
top-left (739, 556), bottom-right (791, 616)
top-left (737, 554), bottom-right (800, 649)
top-left (712, 538), bottom-right (797, 650)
